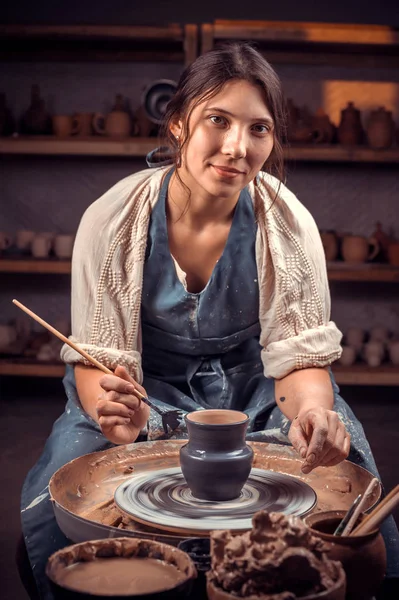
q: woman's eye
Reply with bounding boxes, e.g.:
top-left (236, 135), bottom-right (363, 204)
top-left (252, 124), bottom-right (271, 134)
top-left (209, 115), bottom-right (226, 125)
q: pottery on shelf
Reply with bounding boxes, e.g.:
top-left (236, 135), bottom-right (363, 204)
top-left (93, 94), bottom-right (133, 137)
top-left (320, 230), bottom-right (338, 261)
top-left (304, 511), bottom-right (386, 600)
top-left (341, 235), bottom-right (379, 264)
top-left (388, 241), bottom-right (399, 266)
top-left (20, 84), bottom-right (52, 135)
top-left (311, 108), bottom-right (335, 144)
top-left (179, 409), bottom-right (253, 501)
top-left (371, 221), bottom-right (391, 262)
top-left (0, 92), bottom-right (16, 136)
top-left (286, 99), bottom-right (313, 143)
top-left (337, 102), bottom-right (363, 146)
top-left (366, 106), bottom-right (395, 150)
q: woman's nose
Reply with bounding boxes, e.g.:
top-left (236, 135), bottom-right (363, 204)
top-left (221, 129), bottom-right (247, 159)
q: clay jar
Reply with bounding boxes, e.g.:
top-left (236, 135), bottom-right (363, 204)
top-left (337, 102), bottom-right (363, 146)
top-left (341, 235), bottom-right (379, 264)
top-left (304, 511), bottom-right (386, 600)
top-left (93, 94), bottom-right (132, 137)
top-left (366, 107), bottom-right (395, 150)
top-left (180, 409), bottom-right (253, 501)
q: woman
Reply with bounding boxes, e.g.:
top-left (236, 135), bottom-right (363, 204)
top-left (20, 43), bottom-right (399, 599)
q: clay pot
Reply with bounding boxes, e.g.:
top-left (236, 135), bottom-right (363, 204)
top-left (366, 107), bottom-right (395, 150)
top-left (320, 230), bottom-right (339, 261)
top-left (0, 92), bottom-right (15, 136)
top-left (337, 102), bottom-right (363, 146)
top-left (206, 561), bottom-right (346, 600)
top-left (387, 242), bottom-right (399, 267)
top-left (286, 100), bottom-right (313, 143)
top-left (312, 108), bottom-right (335, 144)
top-left (341, 235), bottom-right (379, 264)
top-left (93, 94), bottom-right (133, 137)
top-left (20, 84), bottom-right (52, 135)
top-left (180, 409), bottom-right (253, 501)
top-left (46, 537), bottom-right (197, 599)
top-left (304, 511), bottom-right (386, 600)
top-left (371, 221), bottom-right (391, 262)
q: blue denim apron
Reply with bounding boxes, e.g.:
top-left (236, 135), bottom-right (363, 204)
top-left (20, 170), bottom-right (399, 599)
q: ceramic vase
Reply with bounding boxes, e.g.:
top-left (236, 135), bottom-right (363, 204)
top-left (304, 511), bottom-right (386, 600)
top-left (366, 107), bottom-right (395, 150)
top-left (337, 102), bottom-right (363, 146)
top-left (180, 409), bottom-right (253, 501)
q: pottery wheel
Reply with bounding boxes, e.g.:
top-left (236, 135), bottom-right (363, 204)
top-left (114, 467), bottom-right (316, 534)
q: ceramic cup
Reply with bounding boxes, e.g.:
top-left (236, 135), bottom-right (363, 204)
top-left (362, 341), bottom-right (385, 367)
top-left (52, 114), bottom-right (81, 137)
top-left (304, 511), bottom-right (386, 600)
top-left (338, 345), bottom-right (356, 367)
top-left (0, 231), bottom-right (12, 251)
top-left (31, 234), bottom-right (52, 258)
top-left (54, 234), bottom-right (75, 259)
top-left (180, 409), bottom-right (253, 501)
top-left (46, 537), bottom-right (197, 600)
top-left (72, 112), bottom-right (94, 136)
top-left (16, 229), bottom-right (35, 251)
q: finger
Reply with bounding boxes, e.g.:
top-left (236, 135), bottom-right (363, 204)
top-left (322, 432), bottom-right (351, 467)
top-left (301, 413), bottom-right (329, 473)
top-left (100, 373), bottom-right (137, 396)
top-left (288, 417), bottom-right (309, 458)
top-left (98, 391), bottom-right (141, 412)
top-left (318, 423), bottom-right (349, 467)
top-left (96, 399), bottom-right (132, 419)
top-left (99, 415), bottom-right (131, 429)
top-left (114, 365), bottom-right (147, 397)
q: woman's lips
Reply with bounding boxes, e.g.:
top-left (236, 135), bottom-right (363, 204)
top-left (212, 165), bottom-right (244, 179)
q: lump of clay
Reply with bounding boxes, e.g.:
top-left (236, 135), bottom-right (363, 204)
top-left (207, 511), bottom-right (343, 599)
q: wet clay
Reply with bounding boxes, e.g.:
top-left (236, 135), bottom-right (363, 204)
top-left (56, 557), bottom-right (185, 595)
top-left (207, 510), bottom-right (345, 598)
top-left (49, 441), bottom-right (380, 542)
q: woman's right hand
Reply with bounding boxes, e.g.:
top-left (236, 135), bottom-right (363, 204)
top-left (97, 365), bottom-right (150, 445)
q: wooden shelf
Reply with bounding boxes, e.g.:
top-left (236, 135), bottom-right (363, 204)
top-left (333, 365), bottom-right (399, 386)
top-left (285, 146), bottom-right (399, 164)
top-left (201, 21), bottom-right (399, 67)
top-left (327, 263), bottom-right (399, 282)
top-left (1, 138), bottom-right (399, 163)
top-left (0, 259), bottom-right (71, 274)
top-left (0, 136), bottom-right (157, 157)
top-left (2, 259), bottom-right (399, 280)
top-left (0, 361), bottom-right (65, 377)
top-left (0, 24), bottom-right (198, 66)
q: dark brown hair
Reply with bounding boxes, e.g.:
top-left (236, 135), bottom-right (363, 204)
top-left (161, 42), bottom-right (286, 183)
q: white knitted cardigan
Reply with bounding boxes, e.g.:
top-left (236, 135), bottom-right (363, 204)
top-left (61, 166), bottom-right (342, 380)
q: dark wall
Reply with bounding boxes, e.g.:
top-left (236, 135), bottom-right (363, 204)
top-left (1, 0), bottom-right (399, 26)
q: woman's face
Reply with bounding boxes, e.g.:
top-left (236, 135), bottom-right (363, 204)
top-left (173, 79), bottom-right (275, 201)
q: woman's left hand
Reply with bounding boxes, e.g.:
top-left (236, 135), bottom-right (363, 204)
top-left (288, 406), bottom-right (351, 474)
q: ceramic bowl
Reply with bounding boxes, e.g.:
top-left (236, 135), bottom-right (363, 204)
top-left (206, 561), bottom-right (346, 600)
top-left (46, 537), bottom-right (197, 599)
